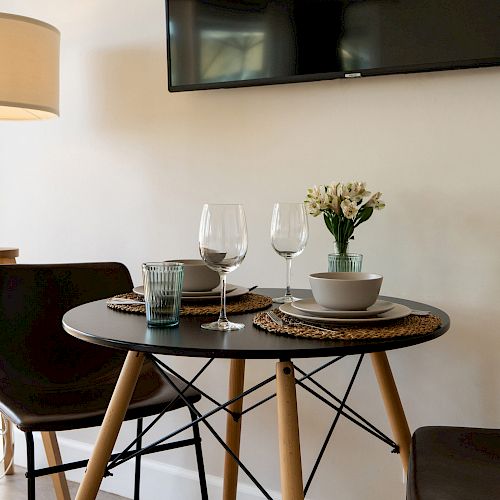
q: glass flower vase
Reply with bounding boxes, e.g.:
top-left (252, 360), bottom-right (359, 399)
top-left (328, 242), bottom-right (363, 272)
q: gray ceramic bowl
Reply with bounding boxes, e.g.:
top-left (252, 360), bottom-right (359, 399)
top-left (165, 259), bottom-right (220, 292)
top-left (309, 272), bottom-right (383, 310)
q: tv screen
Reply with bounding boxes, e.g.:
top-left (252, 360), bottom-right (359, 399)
top-left (166, 0), bottom-right (500, 92)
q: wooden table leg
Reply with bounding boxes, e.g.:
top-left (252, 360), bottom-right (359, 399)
top-left (42, 431), bottom-right (71, 500)
top-left (276, 361), bottom-right (304, 500)
top-left (75, 351), bottom-right (145, 500)
top-left (370, 351), bottom-right (411, 472)
top-left (222, 359), bottom-right (246, 500)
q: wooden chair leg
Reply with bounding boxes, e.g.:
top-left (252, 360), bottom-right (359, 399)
top-left (41, 431), bottom-right (71, 500)
top-left (2, 417), bottom-right (14, 474)
top-left (276, 360), bottom-right (304, 500)
top-left (222, 359), bottom-right (246, 500)
top-left (75, 351), bottom-right (145, 500)
top-left (370, 351), bottom-right (411, 472)
top-left (0, 249), bottom-right (18, 476)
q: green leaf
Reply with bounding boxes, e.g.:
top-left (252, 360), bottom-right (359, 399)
top-left (355, 206), bottom-right (373, 227)
top-left (331, 216), bottom-right (340, 240)
top-left (323, 212), bottom-right (335, 236)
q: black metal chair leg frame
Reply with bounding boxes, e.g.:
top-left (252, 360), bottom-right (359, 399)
top-left (25, 431), bottom-right (35, 500)
top-left (131, 413), bottom-right (207, 500)
top-left (22, 421), bottom-right (202, 499)
top-left (25, 429), bottom-right (148, 500)
top-left (134, 417), bottom-right (143, 500)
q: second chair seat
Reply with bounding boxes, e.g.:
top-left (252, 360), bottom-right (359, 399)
top-left (407, 426), bottom-right (500, 500)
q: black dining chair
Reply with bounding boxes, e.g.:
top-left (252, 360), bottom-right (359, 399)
top-left (0, 262), bottom-right (208, 500)
top-left (407, 426), bottom-right (500, 499)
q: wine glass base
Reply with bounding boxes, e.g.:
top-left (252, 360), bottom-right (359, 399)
top-left (272, 295), bottom-right (301, 304)
top-left (201, 319), bottom-right (245, 331)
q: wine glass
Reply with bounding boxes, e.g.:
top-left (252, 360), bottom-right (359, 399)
top-left (271, 202), bottom-right (309, 303)
top-left (199, 204), bottom-right (248, 331)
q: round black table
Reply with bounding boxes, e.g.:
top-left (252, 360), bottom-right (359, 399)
top-left (63, 289), bottom-right (449, 500)
top-left (64, 289), bottom-right (449, 358)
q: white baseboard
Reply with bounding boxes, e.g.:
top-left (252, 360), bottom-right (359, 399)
top-left (13, 429), bottom-right (281, 499)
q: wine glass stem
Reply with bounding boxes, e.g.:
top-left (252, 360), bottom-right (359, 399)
top-left (285, 257), bottom-right (292, 298)
top-left (218, 272), bottom-right (228, 324)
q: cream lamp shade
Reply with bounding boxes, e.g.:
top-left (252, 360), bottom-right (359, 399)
top-left (0, 13), bottom-right (59, 120)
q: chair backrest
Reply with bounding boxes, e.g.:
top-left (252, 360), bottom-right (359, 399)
top-left (0, 262), bottom-right (133, 387)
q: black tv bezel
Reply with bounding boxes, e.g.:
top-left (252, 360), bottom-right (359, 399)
top-left (165, 1), bottom-right (500, 93)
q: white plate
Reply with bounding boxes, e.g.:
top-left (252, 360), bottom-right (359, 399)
top-left (291, 299), bottom-right (395, 318)
top-left (182, 286), bottom-right (249, 302)
top-left (132, 284), bottom-right (237, 297)
top-left (182, 284), bottom-right (237, 296)
top-left (279, 302), bottom-right (412, 324)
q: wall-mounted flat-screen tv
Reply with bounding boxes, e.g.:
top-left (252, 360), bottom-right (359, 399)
top-left (165, 0), bottom-right (500, 92)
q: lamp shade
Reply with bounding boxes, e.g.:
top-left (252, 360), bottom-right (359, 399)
top-left (0, 13), bottom-right (59, 120)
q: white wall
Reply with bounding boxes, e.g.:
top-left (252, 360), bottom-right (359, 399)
top-left (2, 1), bottom-right (500, 499)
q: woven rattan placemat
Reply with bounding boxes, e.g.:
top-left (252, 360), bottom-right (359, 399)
top-left (253, 308), bottom-right (442, 341)
top-left (107, 292), bottom-right (272, 317)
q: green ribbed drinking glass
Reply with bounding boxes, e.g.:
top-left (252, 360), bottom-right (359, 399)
top-left (142, 262), bottom-right (184, 327)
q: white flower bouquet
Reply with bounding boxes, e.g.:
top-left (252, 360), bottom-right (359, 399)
top-left (305, 181), bottom-right (385, 255)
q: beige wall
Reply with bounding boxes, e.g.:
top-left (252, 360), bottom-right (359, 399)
top-left (2, 1), bottom-right (500, 499)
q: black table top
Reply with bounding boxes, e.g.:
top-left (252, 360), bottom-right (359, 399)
top-left (62, 288), bottom-right (450, 359)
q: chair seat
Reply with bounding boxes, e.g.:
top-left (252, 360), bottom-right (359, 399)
top-left (0, 262), bottom-right (208, 500)
top-left (407, 426), bottom-right (500, 500)
top-left (0, 356), bottom-right (200, 432)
